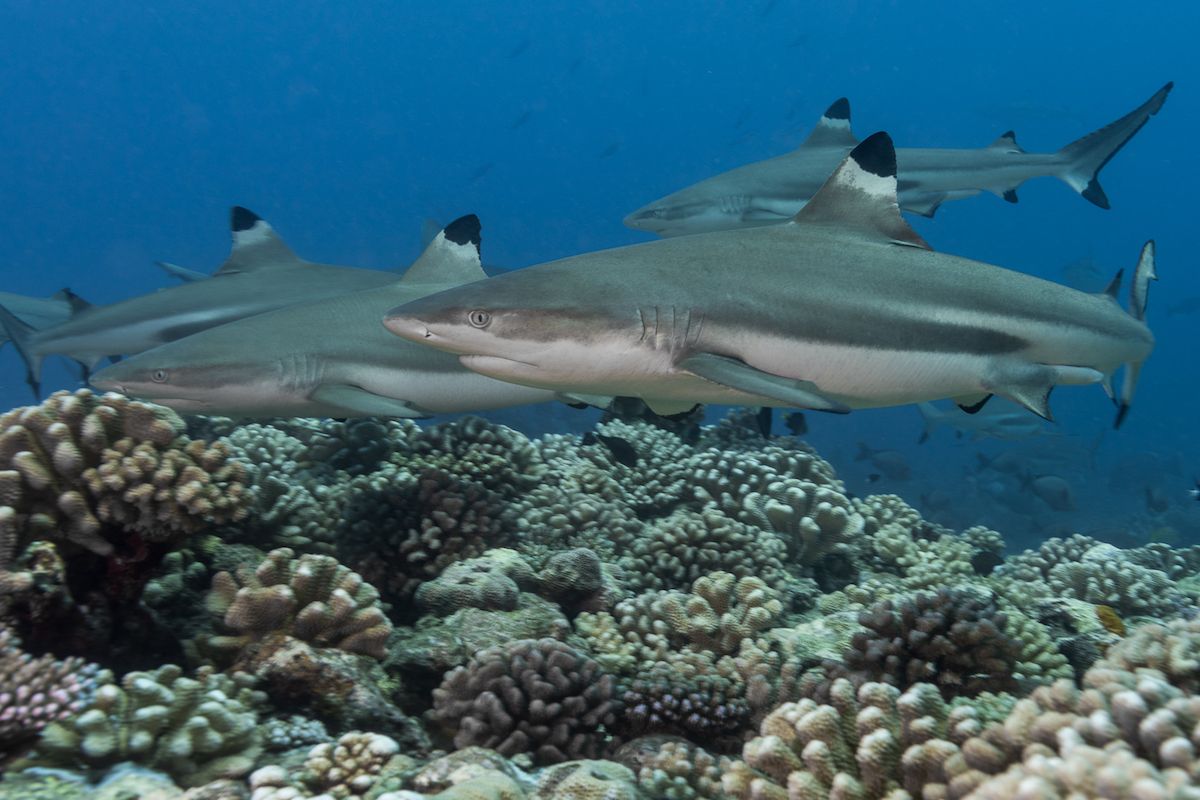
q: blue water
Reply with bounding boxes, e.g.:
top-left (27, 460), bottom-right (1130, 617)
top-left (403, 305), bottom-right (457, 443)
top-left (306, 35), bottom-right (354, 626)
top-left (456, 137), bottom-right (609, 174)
top-left (1, 0), bottom-right (1195, 550)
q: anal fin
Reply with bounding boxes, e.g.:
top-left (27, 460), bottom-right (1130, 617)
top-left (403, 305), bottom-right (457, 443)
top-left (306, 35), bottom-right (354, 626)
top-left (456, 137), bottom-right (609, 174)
top-left (679, 353), bottom-right (851, 413)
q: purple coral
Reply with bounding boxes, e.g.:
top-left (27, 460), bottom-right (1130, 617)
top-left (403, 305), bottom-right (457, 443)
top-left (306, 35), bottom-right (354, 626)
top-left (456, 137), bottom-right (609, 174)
top-left (432, 638), bottom-right (620, 764)
top-left (0, 625), bottom-right (99, 764)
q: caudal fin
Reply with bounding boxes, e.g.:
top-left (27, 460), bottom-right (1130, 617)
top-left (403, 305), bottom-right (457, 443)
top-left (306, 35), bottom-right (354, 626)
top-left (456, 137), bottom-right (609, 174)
top-left (1054, 83), bottom-right (1172, 209)
top-left (1114, 240), bottom-right (1157, 429)
top-left (0, 303), bottom-right (44, 399)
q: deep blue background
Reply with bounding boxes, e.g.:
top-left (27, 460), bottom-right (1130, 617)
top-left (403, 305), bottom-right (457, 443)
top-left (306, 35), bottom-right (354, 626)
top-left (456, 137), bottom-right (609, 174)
top-left (1, 0), bottom-right (1195, 550)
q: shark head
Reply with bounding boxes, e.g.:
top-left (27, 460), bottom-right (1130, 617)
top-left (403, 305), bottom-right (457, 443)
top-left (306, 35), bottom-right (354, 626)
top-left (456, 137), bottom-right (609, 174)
top-left (90, 348), bottom-right (285, 415)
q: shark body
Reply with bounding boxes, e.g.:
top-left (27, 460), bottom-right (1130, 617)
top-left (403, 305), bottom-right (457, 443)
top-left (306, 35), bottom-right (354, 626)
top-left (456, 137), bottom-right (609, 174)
top-left (384, 133), bottom-right (1156, 428)
top-left (90, 217), bottom-right (599, 419)
top-left (0, 207), bottom-right (402, 397)
top-left (625, 83), bottom-right (1171, 237)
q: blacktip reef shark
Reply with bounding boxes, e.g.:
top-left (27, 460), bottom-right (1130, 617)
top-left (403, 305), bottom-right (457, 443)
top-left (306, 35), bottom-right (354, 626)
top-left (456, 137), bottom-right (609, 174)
top-left (0, 288), bottom-right (80, 350)
top-left (384, 132), bottom-right (1156, 429)
top-left (90, 216), bottom-right (610, 419)
top-left (625, 83), bottom-right (1172, 237)
top-left (0, 207), bottom-right (404, 398)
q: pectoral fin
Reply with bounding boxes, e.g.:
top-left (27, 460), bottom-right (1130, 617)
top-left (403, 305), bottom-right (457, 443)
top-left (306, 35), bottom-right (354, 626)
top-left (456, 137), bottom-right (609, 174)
top-left (679, 353), bottom-right (851, 413)
top-left (310, 385), bottom-right (431, 418)
top-left (555, 392), bottom-right (616, 410)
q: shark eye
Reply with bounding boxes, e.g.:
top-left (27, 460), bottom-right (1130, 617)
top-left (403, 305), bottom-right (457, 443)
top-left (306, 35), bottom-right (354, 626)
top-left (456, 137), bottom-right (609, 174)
top-left (151, 369), bottom-right (169, 383)
top-left (469, 310), bottom-right (491, 328)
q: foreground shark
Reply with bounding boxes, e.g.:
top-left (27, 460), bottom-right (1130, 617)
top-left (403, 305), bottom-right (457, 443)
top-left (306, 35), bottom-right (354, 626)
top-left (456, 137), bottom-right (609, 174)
top-left (384, 132), bottom-right (1156, 428)
top-left (0, 207), bottom-right (403, 397)
top-left (90, 217), bottom-right (607, 418)
top-left (625, 83), bottom-right (1172, 237)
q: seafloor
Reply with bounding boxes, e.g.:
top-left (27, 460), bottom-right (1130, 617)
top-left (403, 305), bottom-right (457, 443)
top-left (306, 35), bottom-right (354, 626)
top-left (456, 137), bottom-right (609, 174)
top-left (2, 388), bottom-right (1198, 800)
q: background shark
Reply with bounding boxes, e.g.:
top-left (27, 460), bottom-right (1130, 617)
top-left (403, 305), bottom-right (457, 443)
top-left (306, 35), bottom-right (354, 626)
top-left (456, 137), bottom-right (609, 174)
top-left (625, 84), bottom-right (1171, 238)
top-left (385, 133), bottom-right (1155, 427)
top-left (0, 207), bottom-right (404, 397)
top-left (90, 216), bottom-right (607, 418)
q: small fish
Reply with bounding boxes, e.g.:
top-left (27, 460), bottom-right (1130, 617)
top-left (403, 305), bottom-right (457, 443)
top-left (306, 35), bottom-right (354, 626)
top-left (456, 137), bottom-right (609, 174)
top-left (507, 111), bottom-right (532, 131)
top-left (1030, 474), bottom-right (1076, 511)
top-left (1191, 479), bottom-right (1200, 501)
top-left (784, 411), bottom-right (807, 436)
top-left (733, 106), bottom-right (754, 128)
top-left (920, 488), bottom-right (951, 513)
top-left (470, 163), bottom-right (495, 182)
top-left (582, 431), bottom-right (639, 467)
top-left (855, 441), bottom-right (913, 481)
top-left (970, 551), bottom-right (1004, 576)
top-left (867, 474), bottom-right (881, 484)
top-left (507, 37), bottom-right (531, 59)
top-left (598, 142), bottom-right (622, 160)
top-left (755, 407), bottom-right (772, 438)
top-left (1167, 297), bottom-right (1200, 316)
top-left (1145, 485), bottom-right (1170, 514)
top-left (568, 57), bottom-right (584, 73)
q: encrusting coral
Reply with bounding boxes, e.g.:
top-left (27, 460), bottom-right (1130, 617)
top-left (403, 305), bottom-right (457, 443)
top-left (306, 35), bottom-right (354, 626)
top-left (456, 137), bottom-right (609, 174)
top-left (0, 389), bottom-right (250, 556)
top-left (201, 547), bottom-right (392, 661)
top-left (30, 663), bottom-right (265, 786)
top-left (432, 638), bottom-right (620, 764)
top-left (415, 549), bottom-right (538, 616)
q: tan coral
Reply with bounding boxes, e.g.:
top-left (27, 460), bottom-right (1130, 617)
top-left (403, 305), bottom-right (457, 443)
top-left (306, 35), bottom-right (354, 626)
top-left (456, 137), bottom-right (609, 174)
top-left (0, 389), bottom-right (249, 556)
top-left (203, 547), bottom-right (392, 660)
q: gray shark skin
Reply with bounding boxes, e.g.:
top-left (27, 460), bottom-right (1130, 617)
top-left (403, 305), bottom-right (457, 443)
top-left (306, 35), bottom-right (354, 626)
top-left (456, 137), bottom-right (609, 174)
top-left (0, 288), bottom-right (78, 349)
top-left (0, 207), bottom-right (402, 397)
top-left (89, 217), bottom-right (599, 419)
top-left (384, 132), bottom-right (1156, 429)
top-left (625, 83), bottom-right (1172, 237)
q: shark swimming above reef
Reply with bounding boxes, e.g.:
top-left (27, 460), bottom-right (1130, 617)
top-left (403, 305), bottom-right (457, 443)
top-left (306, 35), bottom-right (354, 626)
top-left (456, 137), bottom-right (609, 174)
top-left (0, 207), bottom-right (404, 398)
top-left (90, 216), bottom-right (611, 419)
top-left (383, 132), bottom-right (1156, 428)
top-left (624, 83), bottom-right (1172, 237)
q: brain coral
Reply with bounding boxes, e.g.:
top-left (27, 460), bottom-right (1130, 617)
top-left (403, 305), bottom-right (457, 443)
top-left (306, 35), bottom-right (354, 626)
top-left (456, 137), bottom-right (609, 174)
top-left (202, 547), bottom-right (392, 661)
top-left (433, 638), bottom-right (620, 764)
top-left (0, 389), bottom-right (249, 556)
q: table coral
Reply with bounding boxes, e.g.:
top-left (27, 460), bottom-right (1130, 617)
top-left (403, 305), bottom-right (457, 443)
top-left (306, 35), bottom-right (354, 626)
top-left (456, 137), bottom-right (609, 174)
top-left (32, 664), bottom-right (265, 787)
top-left (202, 547), bottom-right (391, 661)
top-left (433, 638), bottom-right (619, 764)
top-left (0, 389), bottom-right (249, 556)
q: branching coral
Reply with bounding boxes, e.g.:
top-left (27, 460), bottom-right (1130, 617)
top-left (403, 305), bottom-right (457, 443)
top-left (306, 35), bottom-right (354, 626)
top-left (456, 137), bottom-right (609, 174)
top-left (0, 626), bottom-right (101, 765)
top-left (337, 468), bottom-right (504, 604)
top-left (410, 416), bottom-right (546, 496)
top-left (202, 547), bottom-right (392, 661)
top-left (432, 638), bottom-right (620, 764)
top-left (0, 389), bottom-right (249, 556)
top-left (32, 664), bottom-right (265, 786)
top-left (736, 479), bottom-right (864, 568)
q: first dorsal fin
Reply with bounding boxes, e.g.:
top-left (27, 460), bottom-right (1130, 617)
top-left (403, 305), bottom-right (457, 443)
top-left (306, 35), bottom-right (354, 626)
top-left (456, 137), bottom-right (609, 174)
top-left (213, 206), bottom-right (308, 275)
top-left (797, 98), bottom-right (860, 150)
top-left (987, 130), bottom-right (1026, 152)
top-left (792, 131), bottom-right (932, 250)
top-left (1102, 268), bottom-right (1124, 300)
top-left (400, 214), bottom-right (487, 286)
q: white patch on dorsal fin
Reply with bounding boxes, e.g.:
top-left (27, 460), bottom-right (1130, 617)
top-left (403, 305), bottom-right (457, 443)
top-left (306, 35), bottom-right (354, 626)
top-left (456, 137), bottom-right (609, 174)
top-left (400, 214), bottom-right (487, 286)
top-left (213, 206), bottom-right (308, 275)
top-left (792, 131), bottom-right (932, 250)
top-left (796, 98), bottom-right (860, 150)
top-left (987, 130), bottom-right (1026, 153)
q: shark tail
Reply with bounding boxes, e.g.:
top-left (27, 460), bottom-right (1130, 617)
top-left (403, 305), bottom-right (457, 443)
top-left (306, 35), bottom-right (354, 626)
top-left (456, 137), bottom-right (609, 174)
top-left (916, 402), bottom-right (943, 444)
top-left (1053, 82), bottom-right (1172, 209)
top-left (0, 303), bottom-right (44, 399)
top-left (1114, 240), bottom-right (1157, 429)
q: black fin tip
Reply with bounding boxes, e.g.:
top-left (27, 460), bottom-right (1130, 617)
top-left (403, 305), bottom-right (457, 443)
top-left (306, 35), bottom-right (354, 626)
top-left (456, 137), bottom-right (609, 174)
top-left (442, 214), bottom-right (482, 252)
top-left (849, 131), bottom-right (897, 179)
top-left (230, 206), bottom-right (262, 232)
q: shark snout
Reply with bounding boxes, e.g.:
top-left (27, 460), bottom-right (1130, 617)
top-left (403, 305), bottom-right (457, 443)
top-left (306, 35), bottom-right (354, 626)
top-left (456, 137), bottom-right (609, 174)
top-left (381, 311), bottom-right (431, 343)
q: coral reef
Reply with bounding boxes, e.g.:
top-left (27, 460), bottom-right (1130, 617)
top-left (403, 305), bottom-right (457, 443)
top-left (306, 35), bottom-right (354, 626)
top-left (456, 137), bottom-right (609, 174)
top-left (202, 547), bottom-right (392, 661)
top-left (31, 664), bottom-right (265, 786)
top-left (416, 549), bottom-right (538, 617)
top-left (433, 638), bottom-right (620, 764)
top-left (0, 625), bottom-right (100, 765)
